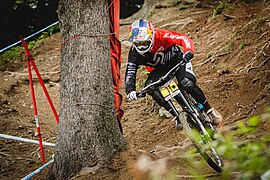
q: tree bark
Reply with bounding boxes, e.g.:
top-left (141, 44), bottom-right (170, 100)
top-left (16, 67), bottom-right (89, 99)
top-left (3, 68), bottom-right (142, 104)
top-left (52, 0), bottom-right (126, 179)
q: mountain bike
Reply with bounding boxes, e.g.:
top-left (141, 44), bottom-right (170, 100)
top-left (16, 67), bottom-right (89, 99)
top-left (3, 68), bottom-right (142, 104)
top-left (136, 60), bottom-right (224, 172)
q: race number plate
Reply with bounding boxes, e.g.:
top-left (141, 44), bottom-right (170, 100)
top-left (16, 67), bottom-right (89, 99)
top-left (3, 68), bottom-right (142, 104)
top-left (160, 81), bottom-right (180, 101)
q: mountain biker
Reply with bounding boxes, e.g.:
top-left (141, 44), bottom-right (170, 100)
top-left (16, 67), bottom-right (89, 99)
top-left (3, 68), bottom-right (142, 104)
top-left (124, 19), bottom-right (222, 125)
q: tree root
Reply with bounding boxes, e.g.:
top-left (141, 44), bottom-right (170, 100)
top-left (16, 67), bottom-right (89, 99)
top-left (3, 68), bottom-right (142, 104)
top-left (223, 13), bottom-right (236, 20)
top-left (149, 138), bottom-right (192, 158)
top-left (236, 38), bottom-right (270, 74)
top-left (257, 31), bottom-right (269, 41)
top-left (223, 83), bottom-right (269, 128)
top-left (79, 161), bottom-right (103, 176)
top-left (159, 17), bottom-right (194, 30)
top-left (0, 151), bottom-right (11, 157)
top-left (176, 171), bottom-right (240, 178)
top-left (246, 57), bottom-right (270, 73)
top-left (194, 52), bottom-right (231, 68)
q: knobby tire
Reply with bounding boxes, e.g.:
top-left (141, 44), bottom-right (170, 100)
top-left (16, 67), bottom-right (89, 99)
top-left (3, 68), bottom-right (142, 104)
top-left (179, 93), bottom-right (224, 173)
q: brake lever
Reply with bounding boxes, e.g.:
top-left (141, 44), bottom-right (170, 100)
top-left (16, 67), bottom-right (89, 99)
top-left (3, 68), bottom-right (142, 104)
top-left (136, 91), bottom-right (146, 98)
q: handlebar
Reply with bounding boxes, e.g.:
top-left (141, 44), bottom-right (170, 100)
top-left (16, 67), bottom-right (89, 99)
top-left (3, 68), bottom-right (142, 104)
top-left (136, 60), bottom-right (187, 98)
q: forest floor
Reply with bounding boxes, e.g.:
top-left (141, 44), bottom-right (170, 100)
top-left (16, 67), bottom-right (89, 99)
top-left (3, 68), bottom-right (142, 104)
top-left (0, 0), bottom-right (269, 179)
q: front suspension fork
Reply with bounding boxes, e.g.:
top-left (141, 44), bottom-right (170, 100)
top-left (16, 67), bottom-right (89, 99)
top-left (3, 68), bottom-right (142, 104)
top-left (167, 100), bottom-right (181, 128)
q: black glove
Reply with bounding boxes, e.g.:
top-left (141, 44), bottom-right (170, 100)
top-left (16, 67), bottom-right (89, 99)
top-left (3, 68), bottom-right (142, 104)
top-left (183, 51), bottom-right (194, 62)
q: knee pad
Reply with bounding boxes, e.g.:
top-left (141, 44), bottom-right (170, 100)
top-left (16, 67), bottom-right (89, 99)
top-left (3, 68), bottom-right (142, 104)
top-left (179, 77), bottom-right (195, 94)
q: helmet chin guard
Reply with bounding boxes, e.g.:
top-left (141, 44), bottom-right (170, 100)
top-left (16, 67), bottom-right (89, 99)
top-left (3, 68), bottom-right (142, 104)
top-left (133, 39), bottom-right (153, 55)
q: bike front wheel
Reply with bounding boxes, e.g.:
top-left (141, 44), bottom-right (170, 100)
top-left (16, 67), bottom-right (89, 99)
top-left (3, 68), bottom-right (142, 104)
top-left (180, 114), bottom-right (224, 173)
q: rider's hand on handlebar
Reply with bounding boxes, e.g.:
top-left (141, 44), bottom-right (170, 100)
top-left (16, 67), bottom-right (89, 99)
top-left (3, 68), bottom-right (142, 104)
top-left (183, 51), bottom-right (194, 62)
top-left (127, 91), bottom-right (137, 100)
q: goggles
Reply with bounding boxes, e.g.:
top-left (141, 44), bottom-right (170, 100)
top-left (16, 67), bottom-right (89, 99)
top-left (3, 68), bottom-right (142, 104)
top-left (133, 40), bottom-right (151, 50)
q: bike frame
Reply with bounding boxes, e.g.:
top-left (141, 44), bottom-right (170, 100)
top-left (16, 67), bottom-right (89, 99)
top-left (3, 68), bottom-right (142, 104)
top-left (136, 60), bottom-right (224, 172)
top-left (138, 60), bottom-right (208, 133)
top-left (178, 91), bottom-right (210, 135)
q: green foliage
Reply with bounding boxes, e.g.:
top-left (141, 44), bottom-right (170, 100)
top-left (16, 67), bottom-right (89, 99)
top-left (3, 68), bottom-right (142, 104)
top-left (36, 23), bottom-right (59, 42)
top-left (166, 170), bottom-right (178, 180)
top-left (179, 4), bottom-right (189, 10)
top-left (206, 53), bottom-right (213, 59)
top-left (47, 23), bottom-right (60, 36)
top-left (239, 43), bottom-right (246, 49)
top-left (251, 17), bottom-right (269, 28)
top-left (227, 115), bottom-right (270, 178)
top-left (212, 2), bottom-right (224, 18)
top-left (148, 9), bottom-right (159, 19)
top-left (15, 0), bottom-right (38, 9)
top-left (212, 2), bottom-right (236, 18)
top-left (0, 23), bottom-right (59, 64)
top-left (144, 70), bottom-right (150, 75)
top-left (233, 121), bottom-right (256, 136)
top-left (239, 39), bottom-right (250, 50)
top-left (207, 66), bottom-right (215, 74)
top-left (0, 46), bottom-right (24, 63)
top-left (136, 82), bottom-right (141, 89)
top-left (15, 0), bottom-right (24, 4)
top-left (225, 41), bottom-right (232, 52)
top-left (187, 109), bottom-right (270, 179)
top-left (225, 2), bottom-right (235, 11)
top-left (248, 116), bottom-right (260, 127)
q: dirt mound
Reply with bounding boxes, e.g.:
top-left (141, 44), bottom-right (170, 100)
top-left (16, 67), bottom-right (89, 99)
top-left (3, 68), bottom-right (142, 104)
top-left (0, 0), bottom-right (269, 179)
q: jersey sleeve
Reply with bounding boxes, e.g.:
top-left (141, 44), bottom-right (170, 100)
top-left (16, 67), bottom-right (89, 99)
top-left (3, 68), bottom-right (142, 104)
top-left (125, 48), bottom-right (139, 94)
top-left (161, 30), bottom-right (194, 53)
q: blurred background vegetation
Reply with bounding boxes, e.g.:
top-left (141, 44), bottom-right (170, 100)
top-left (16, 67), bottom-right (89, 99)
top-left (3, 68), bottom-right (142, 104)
top-left (0, 0), bottom-right (144, 50)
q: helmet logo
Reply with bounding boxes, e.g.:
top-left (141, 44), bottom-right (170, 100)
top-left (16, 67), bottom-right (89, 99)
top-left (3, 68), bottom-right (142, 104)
top-left (128, 19), bottom-right (153, 43)
top-left (128, 19), bottom-right (154, 55)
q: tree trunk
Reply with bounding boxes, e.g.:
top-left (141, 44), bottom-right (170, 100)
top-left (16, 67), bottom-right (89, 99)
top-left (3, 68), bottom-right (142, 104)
top-left (52, 0), bottom-right (126, 179)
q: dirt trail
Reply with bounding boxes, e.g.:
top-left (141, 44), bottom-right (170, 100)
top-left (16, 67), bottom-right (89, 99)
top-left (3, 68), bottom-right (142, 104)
top-left (0, 1), bottom-right (269, 179)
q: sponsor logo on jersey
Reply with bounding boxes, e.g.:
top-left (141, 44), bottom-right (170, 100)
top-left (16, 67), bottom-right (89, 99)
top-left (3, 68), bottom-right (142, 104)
top-left (163, 33), bottom-right (191, 48)
top-left (157, 46), bottom-right (164, 51)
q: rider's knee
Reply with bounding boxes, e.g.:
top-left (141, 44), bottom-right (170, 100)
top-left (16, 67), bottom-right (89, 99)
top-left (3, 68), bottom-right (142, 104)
top-left (179, 77), bottom-right (195, 94)
top-left (146, 87), bottom-right (168, 107)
